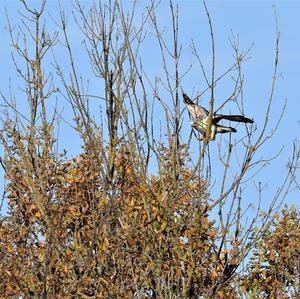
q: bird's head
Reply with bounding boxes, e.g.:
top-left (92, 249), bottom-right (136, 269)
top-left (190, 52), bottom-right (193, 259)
top-left (182, 93), bottom-right (195, 106)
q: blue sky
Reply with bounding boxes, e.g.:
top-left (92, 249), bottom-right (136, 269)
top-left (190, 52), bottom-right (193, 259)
top-left (0, 0), bottom-right (299, 215)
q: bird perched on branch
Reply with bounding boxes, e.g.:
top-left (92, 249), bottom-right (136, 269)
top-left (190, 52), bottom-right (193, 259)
top-left (183, 93), bottom-right (254, 140)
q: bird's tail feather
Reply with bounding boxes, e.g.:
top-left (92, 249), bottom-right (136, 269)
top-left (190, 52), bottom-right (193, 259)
top-left (217, 125), bottom-right (237, 134)
top-left (220, 115), bottom-right (253, 123)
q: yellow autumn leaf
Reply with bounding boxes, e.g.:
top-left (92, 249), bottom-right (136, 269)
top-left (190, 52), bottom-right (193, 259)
top-left (10, 190), bottom-right (18, 197)
top-left (35, 210), bottom-right (42, 219)
top-left (102, 237), bottom-right (110, 251)
top-left (6, 285), bottom-right (14, 294)
top-left (78, 176), bottom-right (85, 183)
top-left (66, 173), bottom-right (74, 183)
top-left (7, 246), bottom-right (14, 253)
top-left (181, 194), bottom-right (189, 201)
top-left (269, 251), bottom-right (275, 261)
top-left (216, 290), bottom-right (225, 298)
top-left (98, 198), bottom-right (109, 208)
top-left (211, 269), bottom-right (218, 280)
top-left (160, 220), bottom-right (167, 231)
top-left (189, 183), bottom-right (198, 189)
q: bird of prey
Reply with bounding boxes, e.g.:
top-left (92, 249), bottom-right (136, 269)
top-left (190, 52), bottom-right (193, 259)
top-left (183, 93), bottom-right (254, 140)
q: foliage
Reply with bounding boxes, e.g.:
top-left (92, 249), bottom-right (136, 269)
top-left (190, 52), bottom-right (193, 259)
top-left (242, 207), bottom-right (300, 298)
top-left (0, 144), bottom-right (233, 298)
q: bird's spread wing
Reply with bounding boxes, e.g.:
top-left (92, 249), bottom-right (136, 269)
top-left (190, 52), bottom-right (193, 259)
top-left (213, 114), bottom-right (254, 124)
top-left (183, 93), bottom-right (208, 121)
top-left (190, 121), bottom-right (207, 134)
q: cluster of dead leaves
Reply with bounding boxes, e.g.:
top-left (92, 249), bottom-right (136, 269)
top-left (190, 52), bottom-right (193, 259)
top-left (1, 144), bottom-right (299, 298)
top-left (242, 207), bottom-right (300, 298)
